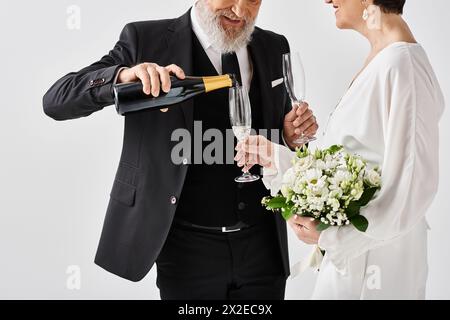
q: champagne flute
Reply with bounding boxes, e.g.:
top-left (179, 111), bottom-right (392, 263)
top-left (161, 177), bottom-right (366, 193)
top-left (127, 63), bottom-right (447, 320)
top-left (282, 52), bottom-right (317, 145)
top-left (229, 86), bottom-right (260, 183)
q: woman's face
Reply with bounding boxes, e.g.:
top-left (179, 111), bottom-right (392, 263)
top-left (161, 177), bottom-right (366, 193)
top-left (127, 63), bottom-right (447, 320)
top-left (325, 0), bottom-right (367, 29)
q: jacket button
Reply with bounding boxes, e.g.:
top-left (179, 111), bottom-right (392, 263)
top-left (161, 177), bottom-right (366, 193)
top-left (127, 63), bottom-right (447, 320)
top-left (90, 78), bottom-right (106, 87)
top-left (170, 196), bottom-right (178, 205)
top-left (238, 202), bottom-right (246, 210)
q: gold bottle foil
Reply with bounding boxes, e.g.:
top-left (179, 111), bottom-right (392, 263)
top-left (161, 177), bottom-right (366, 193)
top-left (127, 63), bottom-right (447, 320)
top-left (203, 75), bottom-right (233, 93)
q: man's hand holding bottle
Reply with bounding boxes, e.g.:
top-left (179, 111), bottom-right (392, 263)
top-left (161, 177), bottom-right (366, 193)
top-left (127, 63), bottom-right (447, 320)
top-left (117, 63), bottom-right (186, 96)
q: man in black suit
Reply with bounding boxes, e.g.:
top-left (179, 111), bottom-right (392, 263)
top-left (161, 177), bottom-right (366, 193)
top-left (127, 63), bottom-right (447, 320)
top-left (43, 0), bottom-right (318, 300)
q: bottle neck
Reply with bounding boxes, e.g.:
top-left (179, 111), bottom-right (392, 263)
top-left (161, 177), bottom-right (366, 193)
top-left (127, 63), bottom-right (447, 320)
top-left (202, 75), bottom-right (234, 93)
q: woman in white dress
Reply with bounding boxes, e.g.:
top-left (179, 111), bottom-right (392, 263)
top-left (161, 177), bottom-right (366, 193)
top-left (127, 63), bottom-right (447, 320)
top-left (235, 0), bottom-right (445, 299)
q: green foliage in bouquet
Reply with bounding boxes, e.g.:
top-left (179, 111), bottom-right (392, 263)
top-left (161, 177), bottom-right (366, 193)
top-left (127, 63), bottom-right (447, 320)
top-left (262, 145), bottom-right (381, 233)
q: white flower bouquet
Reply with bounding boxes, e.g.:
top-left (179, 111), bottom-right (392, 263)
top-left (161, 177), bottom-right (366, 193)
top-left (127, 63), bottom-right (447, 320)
top-left (262, 145), bottom-right (381, 232)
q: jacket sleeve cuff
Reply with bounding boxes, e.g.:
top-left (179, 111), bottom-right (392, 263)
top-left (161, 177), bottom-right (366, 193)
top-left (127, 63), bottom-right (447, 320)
top-left (85, 65), bottom-right (127, 106)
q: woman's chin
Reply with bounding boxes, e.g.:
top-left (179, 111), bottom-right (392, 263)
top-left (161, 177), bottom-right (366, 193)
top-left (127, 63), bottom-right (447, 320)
top-left (335, 20), bottom-right (350, 30)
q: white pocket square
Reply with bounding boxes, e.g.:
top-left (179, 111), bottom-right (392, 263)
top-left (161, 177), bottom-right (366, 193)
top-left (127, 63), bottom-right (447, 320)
top-left (271, 78), bottom-right (284, 88)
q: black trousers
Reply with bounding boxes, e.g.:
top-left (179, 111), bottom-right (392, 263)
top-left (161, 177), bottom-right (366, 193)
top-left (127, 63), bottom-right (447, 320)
top-left (156, 219), bottom-right (286, 300)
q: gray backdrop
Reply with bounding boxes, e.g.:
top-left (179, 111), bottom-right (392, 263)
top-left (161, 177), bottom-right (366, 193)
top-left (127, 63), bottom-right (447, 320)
top-left (0, 0), bottom-right (449, 299)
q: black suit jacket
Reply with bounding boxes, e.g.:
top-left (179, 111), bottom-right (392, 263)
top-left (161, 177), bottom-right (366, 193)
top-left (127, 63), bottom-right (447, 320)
top-left (43, 9), bottom-right (292, 282)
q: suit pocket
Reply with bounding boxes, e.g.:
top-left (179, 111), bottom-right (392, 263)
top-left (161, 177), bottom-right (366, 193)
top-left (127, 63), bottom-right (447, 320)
top-left (115, 162), bottom-right (138, 186)
top-left (271, 78), bottom-right (284, 88)
top-left (110, 180), bottom-right (136, 207)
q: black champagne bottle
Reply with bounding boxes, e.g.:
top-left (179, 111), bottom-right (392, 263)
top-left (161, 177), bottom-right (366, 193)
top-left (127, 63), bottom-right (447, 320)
top-left (114, 74), bottom-right (237, 115)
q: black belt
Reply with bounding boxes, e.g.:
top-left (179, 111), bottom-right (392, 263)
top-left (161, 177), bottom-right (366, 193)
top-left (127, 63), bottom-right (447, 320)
top-left (174, 218), bottom-right (250, 233)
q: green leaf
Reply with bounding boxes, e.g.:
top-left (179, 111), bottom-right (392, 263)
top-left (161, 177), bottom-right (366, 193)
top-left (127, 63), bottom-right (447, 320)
top-left (346, 201), bottom-right (361, 218)
top-left (357, 187), bottom-right (379, 207)
top-left (316, 222), bottom-right (331, 232)
top-left (350, 215), bottom-right (369, 232)
top-left (265, 196), bottom-right (287, 209)
top-left (327, 145), bottom-right (343, 155)
top-left (281, 206), bottom-right (295, 221)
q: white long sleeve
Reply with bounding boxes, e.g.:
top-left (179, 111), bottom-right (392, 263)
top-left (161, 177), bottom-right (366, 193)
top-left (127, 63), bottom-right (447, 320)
top-left (262, 143), bottom-right (296, 196)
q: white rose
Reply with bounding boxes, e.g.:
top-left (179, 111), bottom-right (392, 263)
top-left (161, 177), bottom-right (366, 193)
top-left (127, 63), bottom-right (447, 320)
top-left (324, 155), bottom-right (340, 171)
top-left (365, 168), bottom-right (382, 187)
top-left (315, 159), bottom-right (327, 171)
top-left (294, 155), bottom-right (315, 172)
top-left (282, 168), bottom-right (296, 183)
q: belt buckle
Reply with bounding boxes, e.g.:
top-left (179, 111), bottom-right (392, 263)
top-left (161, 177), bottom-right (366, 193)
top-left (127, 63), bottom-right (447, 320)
top-left (221, 226), bottom-right (241, 233)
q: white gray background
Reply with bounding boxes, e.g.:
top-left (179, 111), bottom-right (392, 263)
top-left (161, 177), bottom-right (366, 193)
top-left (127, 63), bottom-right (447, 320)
top-left (0, 0), bottom-right (448, 299)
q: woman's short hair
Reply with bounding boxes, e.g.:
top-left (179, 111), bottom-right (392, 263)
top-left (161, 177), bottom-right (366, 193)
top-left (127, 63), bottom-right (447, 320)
top-left (373, 0), bottom-right (406, 14)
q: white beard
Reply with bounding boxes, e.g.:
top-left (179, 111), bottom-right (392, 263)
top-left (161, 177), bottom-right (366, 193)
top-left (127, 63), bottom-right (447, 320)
top-left (196, 0), bottom-right (256, 54)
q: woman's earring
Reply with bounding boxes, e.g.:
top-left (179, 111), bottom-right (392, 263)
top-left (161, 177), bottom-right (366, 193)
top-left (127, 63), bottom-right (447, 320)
top-left (362, 0), bottom-right (369, 20)
top-left (362, 8), bottom-right (369, 20)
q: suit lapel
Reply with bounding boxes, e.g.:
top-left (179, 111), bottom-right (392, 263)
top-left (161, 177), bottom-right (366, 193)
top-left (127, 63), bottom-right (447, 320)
top-left (165, 10), bottom-right (194, 133)
top-left (249, 30), bottom-right (278, 130)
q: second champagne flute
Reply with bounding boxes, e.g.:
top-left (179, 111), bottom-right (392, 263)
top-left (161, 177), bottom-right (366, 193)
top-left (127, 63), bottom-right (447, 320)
top-left (282, 52), bottom-right (317, 145)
